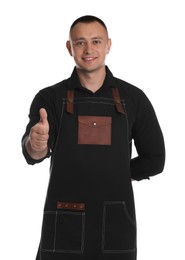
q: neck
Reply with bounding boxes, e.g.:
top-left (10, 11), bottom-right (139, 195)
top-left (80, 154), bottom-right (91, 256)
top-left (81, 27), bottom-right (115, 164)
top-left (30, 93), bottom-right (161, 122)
top-left (76, 66), bottom-right (106, 93)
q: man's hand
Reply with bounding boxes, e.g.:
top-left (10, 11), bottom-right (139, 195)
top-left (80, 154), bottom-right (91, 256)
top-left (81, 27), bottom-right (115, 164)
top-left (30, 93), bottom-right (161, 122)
top-left (25, 108), bottom-right (50, 160)
top-left (29, 108), bottom-right (49, 152)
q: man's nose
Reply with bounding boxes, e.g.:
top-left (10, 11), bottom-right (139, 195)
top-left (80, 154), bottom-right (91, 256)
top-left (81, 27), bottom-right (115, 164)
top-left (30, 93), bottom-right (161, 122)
top-left (84, 42), bottom-right (93, 53)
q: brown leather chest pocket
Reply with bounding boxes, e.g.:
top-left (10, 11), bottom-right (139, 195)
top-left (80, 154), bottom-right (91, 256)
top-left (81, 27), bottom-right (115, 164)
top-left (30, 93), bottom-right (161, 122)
top-left (78, 116), bottom-right (112, 145)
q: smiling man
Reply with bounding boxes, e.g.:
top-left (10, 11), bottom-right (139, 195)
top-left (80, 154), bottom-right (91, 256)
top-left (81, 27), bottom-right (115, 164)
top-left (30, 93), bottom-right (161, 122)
top-left (66, 18), bottom-right (112, 92)
top-left (22, 15), bottom-right (165, 260)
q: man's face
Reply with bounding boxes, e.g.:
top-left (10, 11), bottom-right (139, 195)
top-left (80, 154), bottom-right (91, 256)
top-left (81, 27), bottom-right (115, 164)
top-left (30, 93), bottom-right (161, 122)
top-left (66, 21), bottom-right (111, 73)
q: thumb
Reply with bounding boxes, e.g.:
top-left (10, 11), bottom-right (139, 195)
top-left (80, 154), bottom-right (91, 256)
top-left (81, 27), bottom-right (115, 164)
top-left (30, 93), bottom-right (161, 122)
top-left (39, 108), bottom-right (48, 125)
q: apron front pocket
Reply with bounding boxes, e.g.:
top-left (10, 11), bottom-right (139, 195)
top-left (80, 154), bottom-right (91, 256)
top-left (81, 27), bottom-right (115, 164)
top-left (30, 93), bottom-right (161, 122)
top-left (102, 201), bottom-right (136, 253)
top-left (78, 116), bottom-right (112, 145)
top-left (41, 211), bottom-right (85, 253)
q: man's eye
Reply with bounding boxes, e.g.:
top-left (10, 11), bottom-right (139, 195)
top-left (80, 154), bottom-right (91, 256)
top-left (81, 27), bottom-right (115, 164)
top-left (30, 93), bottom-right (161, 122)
top-left (76, 41), bottom-right (85, 46)
top-left (93, 40), bottom-right (101, 45)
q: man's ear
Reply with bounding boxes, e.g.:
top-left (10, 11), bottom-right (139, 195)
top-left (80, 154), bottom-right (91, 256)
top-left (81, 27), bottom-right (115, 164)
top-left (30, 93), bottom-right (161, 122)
top-left (66, 41), bottom-right (73, 56)
top-left (106, 38), bottom-right (112, 54)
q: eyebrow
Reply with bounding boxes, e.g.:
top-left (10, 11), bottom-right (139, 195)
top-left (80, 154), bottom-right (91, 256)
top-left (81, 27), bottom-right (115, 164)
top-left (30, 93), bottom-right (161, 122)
top-left (72, 36), bottom-right (104, 41)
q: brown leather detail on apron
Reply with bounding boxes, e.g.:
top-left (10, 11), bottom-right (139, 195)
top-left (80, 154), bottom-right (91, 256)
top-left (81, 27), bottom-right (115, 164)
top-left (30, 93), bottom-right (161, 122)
top-left (66, 89), bottom-right (74, 114)
top-left (78, 116), bottom-right (112, 145)
top-left (66, 87), bottom-right (124, 114)
top-left (57, 201), bottom-right (85, 211)
top-left (112, 87), bottom-right (125, 114)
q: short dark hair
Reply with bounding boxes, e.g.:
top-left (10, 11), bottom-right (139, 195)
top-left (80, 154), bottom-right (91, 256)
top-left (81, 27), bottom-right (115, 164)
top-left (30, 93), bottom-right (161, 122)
top-left (70, 15), bottom-right (108, 34)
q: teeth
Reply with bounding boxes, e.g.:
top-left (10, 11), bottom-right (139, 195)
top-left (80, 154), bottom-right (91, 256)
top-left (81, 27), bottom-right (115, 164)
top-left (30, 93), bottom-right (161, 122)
top-left (84, 57), bottom-right (94, 61)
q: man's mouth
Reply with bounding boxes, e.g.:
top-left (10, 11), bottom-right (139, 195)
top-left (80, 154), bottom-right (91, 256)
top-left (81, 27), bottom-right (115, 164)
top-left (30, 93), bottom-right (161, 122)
top-left (82, 57), bottom-right (97, 61)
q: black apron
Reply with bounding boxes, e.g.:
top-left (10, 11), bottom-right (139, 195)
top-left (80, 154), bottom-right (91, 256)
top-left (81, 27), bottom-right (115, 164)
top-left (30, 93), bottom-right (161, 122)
top-left (36, 87), bottom-right (137, 260)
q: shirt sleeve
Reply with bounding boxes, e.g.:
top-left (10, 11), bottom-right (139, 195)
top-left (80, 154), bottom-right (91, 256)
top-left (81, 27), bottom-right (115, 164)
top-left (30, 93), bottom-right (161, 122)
top-left (130, 90), bottom-right (165, 181)
top-left (21, 89), bottom-right (56, 165)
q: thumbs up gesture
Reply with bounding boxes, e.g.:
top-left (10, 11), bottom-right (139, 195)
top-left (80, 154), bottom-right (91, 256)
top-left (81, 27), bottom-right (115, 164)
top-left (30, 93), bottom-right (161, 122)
top-left (29, 108), bottom-right (49, 152)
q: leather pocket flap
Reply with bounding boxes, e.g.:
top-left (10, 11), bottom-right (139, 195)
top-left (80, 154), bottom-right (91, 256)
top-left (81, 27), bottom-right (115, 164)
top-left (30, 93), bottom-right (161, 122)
top-left (78, 116), bottom-right (112, 128)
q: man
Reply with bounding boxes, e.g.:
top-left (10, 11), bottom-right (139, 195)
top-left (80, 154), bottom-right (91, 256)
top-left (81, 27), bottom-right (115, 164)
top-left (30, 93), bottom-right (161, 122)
top-left (22, 15), bottom-right (165, 260)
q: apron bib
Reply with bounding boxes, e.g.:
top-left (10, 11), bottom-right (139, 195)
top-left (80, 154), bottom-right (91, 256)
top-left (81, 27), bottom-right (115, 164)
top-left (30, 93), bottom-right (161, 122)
top-left (37, 87), bottom-right (137, 260)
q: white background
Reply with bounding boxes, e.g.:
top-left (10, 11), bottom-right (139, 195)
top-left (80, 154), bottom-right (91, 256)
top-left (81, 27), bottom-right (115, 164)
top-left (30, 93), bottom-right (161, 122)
top-left (0, 0), bottom-right (185, 259)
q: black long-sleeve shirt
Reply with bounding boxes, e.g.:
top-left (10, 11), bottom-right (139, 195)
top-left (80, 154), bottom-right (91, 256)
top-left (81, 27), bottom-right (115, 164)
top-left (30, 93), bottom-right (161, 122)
top-left (22, 66), bottom-right (165, 181)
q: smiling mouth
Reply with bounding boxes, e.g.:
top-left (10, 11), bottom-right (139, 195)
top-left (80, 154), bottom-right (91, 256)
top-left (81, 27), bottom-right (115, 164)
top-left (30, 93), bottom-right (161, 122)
top-left (82, 57), bottom-right (97, 61)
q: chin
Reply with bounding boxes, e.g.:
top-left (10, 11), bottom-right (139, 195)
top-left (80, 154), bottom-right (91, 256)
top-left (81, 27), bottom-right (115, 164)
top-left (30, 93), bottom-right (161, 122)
top-left (78, 64), bottom-right (104, 73)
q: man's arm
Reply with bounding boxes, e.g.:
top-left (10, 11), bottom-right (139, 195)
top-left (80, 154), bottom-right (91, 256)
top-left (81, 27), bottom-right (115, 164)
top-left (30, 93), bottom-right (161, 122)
top-left (130, 91), bottom-right (165, 181)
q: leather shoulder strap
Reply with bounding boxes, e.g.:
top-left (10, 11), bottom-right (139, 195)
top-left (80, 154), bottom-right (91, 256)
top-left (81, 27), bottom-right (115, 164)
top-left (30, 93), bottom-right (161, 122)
top-left (67, 87), bottom-right (124, 114)
top-left (112, 87), bottom-right (125, 114)
top-left (66, 89), bottom-right (74, 114)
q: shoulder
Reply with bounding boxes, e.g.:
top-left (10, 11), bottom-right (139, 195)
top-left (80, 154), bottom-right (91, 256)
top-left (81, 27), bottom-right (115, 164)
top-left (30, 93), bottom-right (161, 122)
top-left (113, 77), bottom-right (157, 124)
top-left (29, 79), bottom-right (70, 116)
top-left (114, 77), bottom-right (146, 98)
top-left (38, 79), bottom-right (68, 99)
top-left (114, 77), bottom-right (150, 109)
